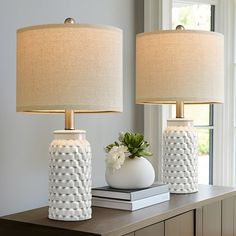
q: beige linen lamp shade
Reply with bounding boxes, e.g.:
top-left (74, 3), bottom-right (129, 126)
top-left (17, 23), bottom-right (123, 113)
top-left (136, 30), bottom-right (224, 104)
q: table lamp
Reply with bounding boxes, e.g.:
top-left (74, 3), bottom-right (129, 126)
top-left (17, 18), bottom-right (123, 220)
top-left (136, 26), bottom-right (224, 193)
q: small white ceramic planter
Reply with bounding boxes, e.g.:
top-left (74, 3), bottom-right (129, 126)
top-left (105, 157), bottom-right (155, 189)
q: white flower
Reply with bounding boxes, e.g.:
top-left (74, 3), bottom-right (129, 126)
top-left (106, 145), bottom-right (128, 172)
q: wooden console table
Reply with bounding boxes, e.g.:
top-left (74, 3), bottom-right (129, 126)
top-left (1, 185), bottom-right (236, 236)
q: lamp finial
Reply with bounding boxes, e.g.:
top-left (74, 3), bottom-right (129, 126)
top-left (64, 18), bottom-right (76, 24)
top-left (176, 25), bottom-right (185, 30)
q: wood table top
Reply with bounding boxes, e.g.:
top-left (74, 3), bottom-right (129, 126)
top-left (1, 185), bottom-right (236, 236)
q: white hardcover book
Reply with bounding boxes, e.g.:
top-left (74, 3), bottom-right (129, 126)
top-left (92, 192), bottom-right (170, 211)
top-left (92, 183), bottom-right (169, 201)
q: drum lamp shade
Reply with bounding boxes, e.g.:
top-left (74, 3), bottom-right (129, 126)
top-left (136, 30), bottom-right (224, 104)
top-left (17, 24), bottom-right (123, 113)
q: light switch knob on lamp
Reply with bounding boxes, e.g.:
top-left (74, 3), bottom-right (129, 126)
top-left (17, 18), bottom-right (123, 220)
top-left (136, 26), bottom-right (224, 193)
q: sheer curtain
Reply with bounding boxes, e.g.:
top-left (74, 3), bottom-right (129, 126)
top-left (213, 0), bottom-right (236, 186)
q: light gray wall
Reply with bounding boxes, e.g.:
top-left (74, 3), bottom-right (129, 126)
top-left (0, 0), bottom-right (143, 216)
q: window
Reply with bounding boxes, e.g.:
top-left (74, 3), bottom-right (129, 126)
top-left (171, 1), bottom-right (215, 184)
top-left (144, 0), bottom-right (235, 186)
top-left (172, 3), bottom-right (213, 30)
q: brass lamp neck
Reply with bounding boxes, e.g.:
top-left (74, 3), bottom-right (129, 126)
top-left (65, 109), bottom-right (75, 130)
top-left (176, 101), bottom-right (184, 118)
top-left (175, 25), bottom-right (185, 119)
top-left (64, 18), bottom-right (76, 130)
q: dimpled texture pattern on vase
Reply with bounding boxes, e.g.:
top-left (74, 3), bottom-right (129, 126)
top-left (48, 137), bottom-right (92, 221)
top-left (163, 125), bottom-right (198, 193)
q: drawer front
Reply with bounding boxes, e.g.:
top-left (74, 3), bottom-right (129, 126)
top-left (165, 211), bottom-right (194, 236)
top-left (222, 197), bottom-right (234, 236)
top-left (202, 201), bottom-right (221, 236)
top-left (135, 222), bottom-right (164, 236)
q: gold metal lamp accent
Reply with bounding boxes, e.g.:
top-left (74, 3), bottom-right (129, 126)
top-left (176, 101), bottom-right (184, 118)
top-left (175, 25), bottom-right (185, 119)
top-left (64, 18), bottom-right (76, 130)
top-left (65, 109), bottom-right (75, 130)
top-left (64, 17), bottom-right (76, 24)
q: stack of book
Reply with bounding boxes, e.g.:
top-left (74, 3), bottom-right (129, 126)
top-left (92, 183), bottom-right (170, 211)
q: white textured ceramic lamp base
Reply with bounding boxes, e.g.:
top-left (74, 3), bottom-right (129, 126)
top-left (105, 157), bottom-right (155, 189)
top-left (48, 130), bottom-right (92, 221)
top-left (163, 119), bottom-right (198, 194)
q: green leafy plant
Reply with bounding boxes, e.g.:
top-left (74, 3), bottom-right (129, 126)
top-left (105, 132), bottom-right (152, 159)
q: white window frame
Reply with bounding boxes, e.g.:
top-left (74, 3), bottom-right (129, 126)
top-left (144, 0), bottom-right (235, 186)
